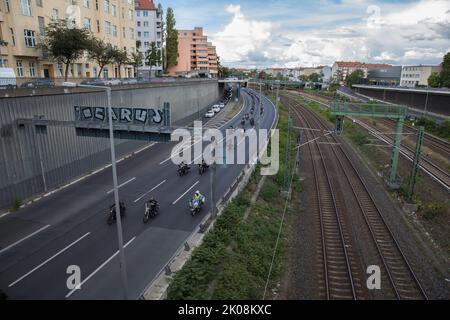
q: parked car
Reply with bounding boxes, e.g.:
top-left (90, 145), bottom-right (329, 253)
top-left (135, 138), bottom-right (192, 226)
top-left (0, 68), bottom-right (17, 89)
top-left (80, 78), bottom-right (106, 86)
top-left (121, 78), bottom-right (138, 85)
top-left (103, 78), bottom-right (122, 86)
top-left (21, 78), bottom-right (55, 88)
top-left (219, 103), bottom-right (225, 108)
top-left (212, 106), bottom-right (221, 113)
top-left (204, 110), bottom-right (215, 118)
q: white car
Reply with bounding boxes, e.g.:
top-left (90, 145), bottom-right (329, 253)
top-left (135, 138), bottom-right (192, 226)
top-left (212, 106), bottom-right (221, 113)
top-left (204, 110), bottom-right (215, 118)
top-left (219, 103), bottom-right (225, 108)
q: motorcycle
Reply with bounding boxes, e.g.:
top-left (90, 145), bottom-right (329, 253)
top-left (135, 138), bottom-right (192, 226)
top-left (107, 202), bottom-right (126, 225)
top-left (198, 163), bottom-right (209, 175)
top-left (250, 118), bottom-right (255, 126)
top-left (241, 118), bottom-right (246, 126)
top-left (189, 198), bottom-right (204, 216)
top-left (178, 165), bottom-right (191, 176)
top-left (143, 200), bottom-right (160, 223)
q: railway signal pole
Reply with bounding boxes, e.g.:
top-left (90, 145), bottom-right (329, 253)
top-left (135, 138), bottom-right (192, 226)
top-left (407, 126), bottom-right (425, 203)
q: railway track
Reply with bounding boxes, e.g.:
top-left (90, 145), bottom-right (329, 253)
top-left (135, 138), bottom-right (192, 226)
top-left (286, 90), bottom-right (450, 192)
top-left (282, 94), bottom-right (428, 300)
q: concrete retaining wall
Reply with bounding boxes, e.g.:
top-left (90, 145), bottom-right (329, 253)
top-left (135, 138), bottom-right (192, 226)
top-left (0, 81), bottom-right (220, 210)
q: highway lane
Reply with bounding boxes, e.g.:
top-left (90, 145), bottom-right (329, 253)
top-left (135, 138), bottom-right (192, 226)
top-left (0, 88), bottom-right (277, 299)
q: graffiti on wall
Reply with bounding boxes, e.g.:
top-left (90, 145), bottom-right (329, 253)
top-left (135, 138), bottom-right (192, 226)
top-left (74, 106), bottom-right (168, 126)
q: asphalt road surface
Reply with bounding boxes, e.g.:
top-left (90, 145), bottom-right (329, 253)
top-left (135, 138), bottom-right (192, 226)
top-left (0, 88), bottom-right (277, 300)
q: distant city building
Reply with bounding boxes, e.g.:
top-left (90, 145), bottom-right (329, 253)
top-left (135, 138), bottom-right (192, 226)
top-left (135, 0), bottom-right (163, 76)
top-left (400, 65), bottom-right (442, 87)
top-left (367, 66), bottom-right (402, 86)
top-left (331, 61), bottom-right (391, 83)
top-left (167, 27), bottom-right (219, 77)
top-left (0, 0), bottom-right (136, 79)
top-left (298, 67), bottom-right (323, 78)
top-left (322, 66), bottom-right (332, 83)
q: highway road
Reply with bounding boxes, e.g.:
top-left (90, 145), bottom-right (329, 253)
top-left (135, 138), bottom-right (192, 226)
top-left (0, 88), bottom-right (277, 299)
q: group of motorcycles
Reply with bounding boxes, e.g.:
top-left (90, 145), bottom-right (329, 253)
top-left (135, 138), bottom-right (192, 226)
top-left (106, 161), bottom-right (209, 225)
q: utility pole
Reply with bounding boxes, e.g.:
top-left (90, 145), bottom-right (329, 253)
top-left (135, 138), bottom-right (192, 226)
top-left (284, 117), bottom-right (292, 192)
top-left (389, 117), bottom-right (404, 188)
top-left (407, 126), bottom-right (425, 203)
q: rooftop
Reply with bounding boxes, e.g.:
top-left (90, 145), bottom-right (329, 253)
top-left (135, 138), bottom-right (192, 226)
top-left (134, 0), bottom-right (156, 10)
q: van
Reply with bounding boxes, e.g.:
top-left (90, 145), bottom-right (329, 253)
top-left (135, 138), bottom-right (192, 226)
top-left (0, 68), bottom-right (17, 89)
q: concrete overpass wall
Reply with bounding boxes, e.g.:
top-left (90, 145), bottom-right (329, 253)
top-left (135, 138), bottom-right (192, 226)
top-left (0, 81), bottom-right (220, 209)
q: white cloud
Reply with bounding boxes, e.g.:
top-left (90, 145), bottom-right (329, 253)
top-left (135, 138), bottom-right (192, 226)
top-left (211, 0), bottom-right (450, 68)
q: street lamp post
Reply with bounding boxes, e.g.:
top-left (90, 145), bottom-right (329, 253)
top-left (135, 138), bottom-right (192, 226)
top-left (63, 82), bottom-right (129, 300)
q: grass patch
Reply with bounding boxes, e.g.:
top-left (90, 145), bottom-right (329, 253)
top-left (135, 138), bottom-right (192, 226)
top-left (166, 96), bottom-right (299, 300)
top-left (407, 118), bottom-right (450, 141)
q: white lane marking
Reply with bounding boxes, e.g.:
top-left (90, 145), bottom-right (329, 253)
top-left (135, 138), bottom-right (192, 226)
top-left (106, 177), bottom-right (136, 194)
top-left (133, 180), bottom-right (167, 203)
top-left (172, 181), bottom-right (200, 205)
top-left (0, 225), bottom-right (51, 255)
top-left (8, 232), bottom-right (90, 287)
top-left (65, 236), bottom-right (136, 299)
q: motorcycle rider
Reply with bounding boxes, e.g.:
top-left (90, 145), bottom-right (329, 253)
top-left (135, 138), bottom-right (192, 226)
top-left (193, 190), bottom-right (205, 205)
top-left (145, 198), bottom-right (159, 212)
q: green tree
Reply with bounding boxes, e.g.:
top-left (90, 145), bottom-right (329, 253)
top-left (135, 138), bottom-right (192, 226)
top-left (87, 37), bottom-right (116, 78)
top-left (308, 72), bottom-right (322, 82)
top-left (345, 69), bottom-right (365, 88)
top-left (130, 41), bottom-right (144, 77)
top-left (165, 7), bottom-right (178, 72)
top-left (440, 52), bottom-right (450, 88)
top-left (299, 75), bottom-right (309, 82)
top-left (146, 42), bottom-right (162, 76)
top-left (428, 72), bottom-right (441, 88)
top-left (113, 48), bottom-right (129, 78)
top-left (39, 21), bottom-right (91, 80)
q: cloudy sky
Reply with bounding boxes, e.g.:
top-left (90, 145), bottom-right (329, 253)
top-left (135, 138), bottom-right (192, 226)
top-left (167, 0), bottom-right (450, 68)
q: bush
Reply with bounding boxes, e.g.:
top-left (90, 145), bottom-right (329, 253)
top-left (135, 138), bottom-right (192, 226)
top-left (422, 202), bottom-right (447, 220)
top-left (11, 198), bottom-right (22, 212)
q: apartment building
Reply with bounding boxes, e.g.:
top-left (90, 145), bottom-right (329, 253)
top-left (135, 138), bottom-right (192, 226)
top-left (167, 27), bottom-right (219, 77)
top-left (331, 61), bottom-right (391, 82)
top-left (0, 0), bottom-right (136, 79)
top-left (135, 0), bottom-right (162, 76)
top-left (400, 65), bottom-right (442, 87)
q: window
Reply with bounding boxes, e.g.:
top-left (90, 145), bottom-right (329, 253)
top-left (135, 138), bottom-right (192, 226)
top-left (29, 62), bottom-right (36, 77)
top-left (129, 28), bottom-right (134, 39)
top-left (143, 10), bottom-right (148, 17)
top-left (52, 8), bottom-right (59, 20)
top-left (24, 30), bottom-right (36, 47)
top-left (136, 10), bottom-right (140, 17)
top-left (102, 67), bottom-right (109, 79)
top-left (9, 28), bottom-right (15, 46)
top-left (95, 0), bottom-right (98, 10)
top-left (122, 27), bottom-right (126, 38)
top-left (83, 0), bottom-right (89, 8)
top-left (57, 63), bottom-right (63, 77)
top-left (128, 9), bottom-right (133, 20)
top-left (5, 0), bottom-right (10, 12)
top-left (104, 21), bottom-right (111, 34)
top-left (137, 31), bottom-right (141, 37)
top-left (137, 21), bottom-right (141, 27)
top-left (84, 18), bottom-right (91, 31)
top-left (38, 16), bottom-right (45, 35)
top-left (36, 0), bottom-right (43, 7)
top-left (104, 0), bottom-right (110, 13)
top-left (96, 20), bottom-right (100, 32)
top-left (112, 4), bottom-right (116, 16)
top-left (144, 31), bottom-right (149, 38)
top-left (21, 0), bottom-right (32, 16)
top-left (112, 25), bottom-right (117, 37)
top-left (143, 21), bottom-right (149, 27)
top-left (16, 60), bottom-right (24, 77)
top-left (144, 41), bottom-right (149, 48)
